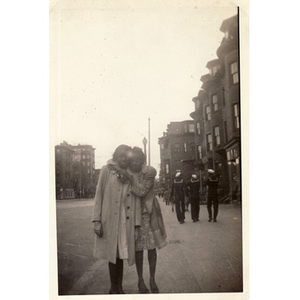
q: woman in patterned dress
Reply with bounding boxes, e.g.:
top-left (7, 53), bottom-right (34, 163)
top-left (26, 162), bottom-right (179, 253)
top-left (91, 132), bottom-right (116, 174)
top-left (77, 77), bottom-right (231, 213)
top-left (128, 147), bottom-right (167, 294)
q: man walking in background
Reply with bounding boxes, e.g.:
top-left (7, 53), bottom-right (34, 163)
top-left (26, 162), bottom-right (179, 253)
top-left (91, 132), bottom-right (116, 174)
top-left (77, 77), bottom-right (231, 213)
top-left (186, 174), bottom-right (200, 222)
top-left (205, 169), bottom-right (219, 222)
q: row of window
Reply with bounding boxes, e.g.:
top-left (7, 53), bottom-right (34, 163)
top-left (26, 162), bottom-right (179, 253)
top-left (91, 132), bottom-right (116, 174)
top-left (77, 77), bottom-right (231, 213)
top-left (173, 142), bottom-right (195, 154)
top-left (184, 123), bottom-right (195, 133)
top-left (56, 148), bottom-right (93, 154)
top-left (201, 103), bottom-right (240, 133)
top-left (172, 110), bottom-right (239, 159)
top-left (196, 61), bottom-right (239, 115)
top-left (208, 61), bottom-right (238, 83)
top-left (57, 168), bottom-right (92, 177)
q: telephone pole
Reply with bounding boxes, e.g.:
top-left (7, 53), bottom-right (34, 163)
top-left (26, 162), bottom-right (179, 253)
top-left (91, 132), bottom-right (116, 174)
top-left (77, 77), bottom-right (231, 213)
top-left (148, 117), bottom-right (151, 166)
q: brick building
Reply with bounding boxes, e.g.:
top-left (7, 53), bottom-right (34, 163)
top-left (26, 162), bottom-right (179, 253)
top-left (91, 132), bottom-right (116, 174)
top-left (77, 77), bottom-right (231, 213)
top-left (190, 14), bottom-right (240, 201)
top-left (55, 142), bottom-right (75, 199)
top-left (158, 120), bottom-right (196, 187)
top-left (55, 141), bottom-right (96, 199)
top-left (158, 14), bottom-right (240, 202)
top-left (72, 144), bottom-right (96, 198)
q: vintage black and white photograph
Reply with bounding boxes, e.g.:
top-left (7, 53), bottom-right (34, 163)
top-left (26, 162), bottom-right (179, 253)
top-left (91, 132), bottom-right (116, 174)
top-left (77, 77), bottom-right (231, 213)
top-left (50, 0), bottom-right (248, 298)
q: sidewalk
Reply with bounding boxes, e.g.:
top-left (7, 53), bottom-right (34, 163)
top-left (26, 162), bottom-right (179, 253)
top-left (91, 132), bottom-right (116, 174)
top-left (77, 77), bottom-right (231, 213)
top-left (67, 197), bottom-right (243, 295)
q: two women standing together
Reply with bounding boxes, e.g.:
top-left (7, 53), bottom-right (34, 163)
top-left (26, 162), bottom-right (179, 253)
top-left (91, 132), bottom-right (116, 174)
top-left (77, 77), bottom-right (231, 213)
top-left (92, 145), bottom-right (167, 294)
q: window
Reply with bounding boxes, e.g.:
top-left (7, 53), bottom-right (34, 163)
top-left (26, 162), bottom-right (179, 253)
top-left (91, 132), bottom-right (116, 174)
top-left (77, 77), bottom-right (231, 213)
top-left (184, 143), bottom-right (187, 152)
top-left (212, 94), bottom-right (218, 111)
top-left (197, 145), bottom-right (202, 159)
top-left (196, 122), bottom-right (201, 135)
top-left (233, 104), bottom-right (240, 129)
top-left (184, 123), bottom-right (194, 133)
top-left (82, 155), bottom-right (86, 159)
top-left (166, 163), bottom-right (169, 174)
top-left (184, 124), bottom-right (188, 133)
top-left (205, 105), bottom-right (211, 121)
top-left (214, 126), bottom-right (220, 146)
top-left (230, 61), bottom-right (239, 84)
top-left (174, 143), bottom-right (180, 153)
top-left (189, 124), bottom-right (195, 133)
top-left (210, 65), bottom-right (219, 76)
top-left (195, 100), bottom-right (200, 110)
top-left (207, 134), bottom-right (213, 151)
top-left (227, 149), bottom-right (235, 161)
top-left (225, 31), bottom-right (233, 40)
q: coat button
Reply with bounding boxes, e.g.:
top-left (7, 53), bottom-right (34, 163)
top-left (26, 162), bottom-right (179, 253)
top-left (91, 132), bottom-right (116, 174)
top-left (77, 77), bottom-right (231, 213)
top-left (127, 193), bottom-right (130, 197)
top-left (127, 206), bottom-right (130, 209)
top-left (126, 216), bottom-right (129, 220)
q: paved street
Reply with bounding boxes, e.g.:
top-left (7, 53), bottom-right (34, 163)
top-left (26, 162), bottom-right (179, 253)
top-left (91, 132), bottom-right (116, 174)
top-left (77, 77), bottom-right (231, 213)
top-left (56, 197), bottom-right (243, 295)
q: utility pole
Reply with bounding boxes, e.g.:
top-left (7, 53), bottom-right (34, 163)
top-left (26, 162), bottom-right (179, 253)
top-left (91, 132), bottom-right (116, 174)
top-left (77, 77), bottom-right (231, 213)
top-left (142, 137), bottom-right (147, 162)
top-left (148, 117), bottom-right (151, 166)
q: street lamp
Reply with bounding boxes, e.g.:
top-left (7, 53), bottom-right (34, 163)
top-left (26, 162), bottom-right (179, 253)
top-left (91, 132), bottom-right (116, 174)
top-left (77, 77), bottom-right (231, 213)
top-left (142, 137), bottom-right (147, 164)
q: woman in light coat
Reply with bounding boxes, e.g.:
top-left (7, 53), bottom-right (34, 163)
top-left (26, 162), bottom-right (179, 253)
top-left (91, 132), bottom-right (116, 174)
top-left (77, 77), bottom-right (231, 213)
top-left (92, 144), bottom-right (141, 294)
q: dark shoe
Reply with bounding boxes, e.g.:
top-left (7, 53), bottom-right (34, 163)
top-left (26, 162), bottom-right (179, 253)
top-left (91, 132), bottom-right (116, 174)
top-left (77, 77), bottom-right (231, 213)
top-left (150, 278), bottom-right (159, 293)
top-left (118, 285), bottom-right (125, 294)
top-left (213, 219), bottom-right (217, 222)
top-left (208, 219), bottom-right (212, 222)
top-left (109, 285), bottom-right (119, 294)
top-left (138, 279), bottom-right (149, 293)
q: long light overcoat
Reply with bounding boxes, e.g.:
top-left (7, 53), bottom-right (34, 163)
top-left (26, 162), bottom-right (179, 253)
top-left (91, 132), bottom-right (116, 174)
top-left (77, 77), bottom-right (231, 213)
top-left (92, 160), bottom-right (141, 265)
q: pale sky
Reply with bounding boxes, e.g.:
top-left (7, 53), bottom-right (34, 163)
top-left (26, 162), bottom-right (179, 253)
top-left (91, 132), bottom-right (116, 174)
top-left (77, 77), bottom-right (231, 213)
top-left (50, 0), bottom-right (238, 171)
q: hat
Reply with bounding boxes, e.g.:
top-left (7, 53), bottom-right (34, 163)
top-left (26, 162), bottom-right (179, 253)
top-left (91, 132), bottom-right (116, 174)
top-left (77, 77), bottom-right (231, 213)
top-left (175, 172), bottom-right (181, 178)
top-left (192, 174), bottom-right (197, 179)
top-left (208, 169), bottom-right (215, 174)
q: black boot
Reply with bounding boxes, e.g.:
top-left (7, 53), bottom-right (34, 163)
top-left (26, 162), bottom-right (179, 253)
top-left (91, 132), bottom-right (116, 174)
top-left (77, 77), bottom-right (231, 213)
top-left (117, 258), bottom-right (125, 294)
top-left (108, 262), bottom-right (119, 294)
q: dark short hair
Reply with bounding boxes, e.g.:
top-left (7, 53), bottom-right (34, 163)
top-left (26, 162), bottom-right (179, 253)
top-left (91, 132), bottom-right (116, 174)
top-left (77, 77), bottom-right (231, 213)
top-left (131, 147), bottom-right (146, 164)
top-left (112, 144), bottom-right (131, 161)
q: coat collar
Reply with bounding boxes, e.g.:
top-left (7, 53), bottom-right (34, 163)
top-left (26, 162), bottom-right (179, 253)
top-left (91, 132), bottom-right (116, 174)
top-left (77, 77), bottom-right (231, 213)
top-left (107, 159), bottom-right (118, 174)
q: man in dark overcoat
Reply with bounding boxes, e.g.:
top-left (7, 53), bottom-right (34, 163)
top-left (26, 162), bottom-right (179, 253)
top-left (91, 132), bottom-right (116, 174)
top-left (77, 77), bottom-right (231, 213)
top-left (186, 174), bottom-right (200, 222)
top-left (205, 169), bottom-right (219, 222)
top-left (169, 172), bottom-right (186, 224)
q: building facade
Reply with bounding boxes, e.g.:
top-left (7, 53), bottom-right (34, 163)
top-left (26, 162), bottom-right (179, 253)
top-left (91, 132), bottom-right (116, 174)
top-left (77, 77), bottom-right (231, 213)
top-left (158, 120), bottom-right (196, 187)
top-left (55, 142), bottom-right (75, 199)
top-left (190, 14), bottom-right (240, 201)
top-left (55, 141), bottom-right (96, 199)
top-left (158, 14), bottom-right (240, 203)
